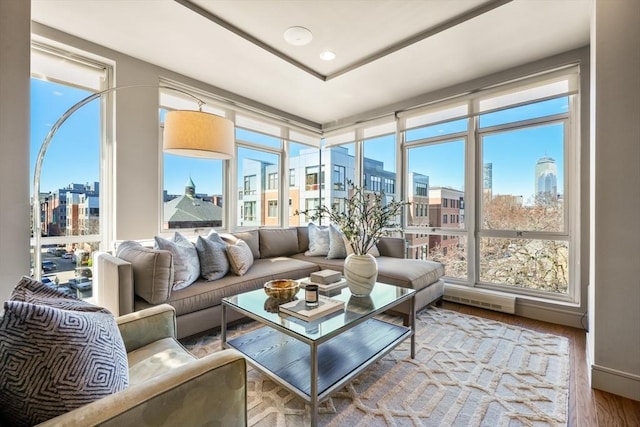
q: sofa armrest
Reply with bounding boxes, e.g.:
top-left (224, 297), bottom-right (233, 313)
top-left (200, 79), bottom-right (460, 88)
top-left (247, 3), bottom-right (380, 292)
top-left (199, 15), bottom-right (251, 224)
top-left (117, 304), bottom-right (177, 353)
top-left (377, 237), bottom-right (406, 258)
top-left (37, 349), bottom-right (247, 427)
top-left (93, 251), bottom-right (135, 316)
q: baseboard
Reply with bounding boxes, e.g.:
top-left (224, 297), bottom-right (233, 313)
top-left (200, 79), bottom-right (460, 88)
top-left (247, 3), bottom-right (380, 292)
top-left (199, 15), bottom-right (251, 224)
top-left (515, 300), bottom-right (587, 329)
top-left (591, 364), bottom-right (640, 402)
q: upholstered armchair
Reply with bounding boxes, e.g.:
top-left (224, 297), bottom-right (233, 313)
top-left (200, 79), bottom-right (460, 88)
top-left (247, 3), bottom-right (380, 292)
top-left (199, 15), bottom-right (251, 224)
top-left (36, 304), bottom-right (247, 426)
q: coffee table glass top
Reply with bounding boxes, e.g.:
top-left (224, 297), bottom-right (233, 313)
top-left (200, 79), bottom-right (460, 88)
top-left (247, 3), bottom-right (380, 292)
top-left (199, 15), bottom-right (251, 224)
top-left (223, 282), bottom-right (414, 341)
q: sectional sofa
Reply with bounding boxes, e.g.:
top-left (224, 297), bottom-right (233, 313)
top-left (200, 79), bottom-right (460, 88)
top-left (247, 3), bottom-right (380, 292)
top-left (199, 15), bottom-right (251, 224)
top-left (93, 227), bottom-right (445, 339)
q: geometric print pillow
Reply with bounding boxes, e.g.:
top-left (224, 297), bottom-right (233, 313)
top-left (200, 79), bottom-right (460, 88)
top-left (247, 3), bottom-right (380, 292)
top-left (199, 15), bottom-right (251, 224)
top-left (0, 283), bottom-right (129, 425)
top-left (9, 275), bottom-right (111, 313)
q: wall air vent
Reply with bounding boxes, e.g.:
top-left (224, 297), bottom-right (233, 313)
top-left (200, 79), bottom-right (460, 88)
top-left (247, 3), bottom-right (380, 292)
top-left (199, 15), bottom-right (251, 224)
top-left (443, 284), bottom-right (516, 314)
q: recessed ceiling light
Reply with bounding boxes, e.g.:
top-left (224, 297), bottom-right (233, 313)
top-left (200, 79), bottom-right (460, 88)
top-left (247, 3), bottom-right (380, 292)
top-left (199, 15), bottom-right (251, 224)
top-left (319, 50), bottom-right (336, 61)
top-left (284, 26), bottom-right (313, 46)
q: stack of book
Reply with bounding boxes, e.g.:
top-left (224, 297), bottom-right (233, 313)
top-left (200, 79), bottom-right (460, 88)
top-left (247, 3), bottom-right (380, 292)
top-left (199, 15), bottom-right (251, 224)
top-left (299, 269), bottom-right (346, 292)
top-left (279, 295), bottom-right (345, 321)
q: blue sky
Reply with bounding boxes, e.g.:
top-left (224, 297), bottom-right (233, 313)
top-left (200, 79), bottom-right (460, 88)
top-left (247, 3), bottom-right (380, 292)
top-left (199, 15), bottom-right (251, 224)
top-left (31, 78), bottom-right (565, 200)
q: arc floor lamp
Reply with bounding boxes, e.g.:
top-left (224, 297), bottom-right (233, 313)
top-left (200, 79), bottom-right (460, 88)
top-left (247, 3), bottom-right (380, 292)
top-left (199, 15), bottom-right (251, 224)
top-left (32, 84), bottom-right (234, 280)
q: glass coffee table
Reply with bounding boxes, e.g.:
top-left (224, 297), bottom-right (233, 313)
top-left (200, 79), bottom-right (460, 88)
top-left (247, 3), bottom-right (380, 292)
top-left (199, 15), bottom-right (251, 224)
top-left (222, 282), bottom-right (415, 427)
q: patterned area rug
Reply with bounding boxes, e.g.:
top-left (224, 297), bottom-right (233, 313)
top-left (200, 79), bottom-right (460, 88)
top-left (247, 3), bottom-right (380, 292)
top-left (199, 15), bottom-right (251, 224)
top-left (182, 308), bottom-right (569, 426)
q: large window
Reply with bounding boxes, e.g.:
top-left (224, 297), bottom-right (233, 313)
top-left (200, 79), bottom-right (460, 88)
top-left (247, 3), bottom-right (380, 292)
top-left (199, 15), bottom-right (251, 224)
top-left (289, 142), bottom-right (320, 226)
top-left (402, 68), bottom-right (578, 299)
top-left (30, 44), bottom-right (110, 292)
top-left (363, 133), bottom-right (396, 197)
top-left (160, 89), bottom-right (226, 230)
top-left (236, 142), bottom-right (280, 227)
top-left (478, 98), bottom-right (569, 294)
top-left (406, 137), bottom-right (467, 280)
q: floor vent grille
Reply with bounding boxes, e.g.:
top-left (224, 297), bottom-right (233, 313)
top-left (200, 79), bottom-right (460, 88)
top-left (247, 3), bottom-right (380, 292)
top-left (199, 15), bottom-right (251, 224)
top-left (443, 284), bottom-right (516, 314)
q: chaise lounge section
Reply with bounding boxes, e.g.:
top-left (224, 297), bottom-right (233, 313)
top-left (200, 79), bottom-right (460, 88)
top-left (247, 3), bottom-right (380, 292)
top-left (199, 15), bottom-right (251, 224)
top-left (94, 226), bottom-right (444, 338)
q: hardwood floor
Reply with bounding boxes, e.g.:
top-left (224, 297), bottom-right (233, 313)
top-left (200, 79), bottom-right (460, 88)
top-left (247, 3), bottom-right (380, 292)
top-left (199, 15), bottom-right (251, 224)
top-left (440, 301), bottom-right (640, 427)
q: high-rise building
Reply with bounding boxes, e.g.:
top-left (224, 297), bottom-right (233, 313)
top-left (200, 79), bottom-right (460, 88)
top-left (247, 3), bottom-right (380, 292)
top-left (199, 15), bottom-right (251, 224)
top-left (483, 163), bottom-right (493, 196)
top-left (535, 156), bottom-right (558, 199)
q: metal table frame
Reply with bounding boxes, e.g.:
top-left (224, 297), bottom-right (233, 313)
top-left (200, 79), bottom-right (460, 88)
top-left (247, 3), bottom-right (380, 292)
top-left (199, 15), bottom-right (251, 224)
top-left (222, 283), bottom-right (415, 427)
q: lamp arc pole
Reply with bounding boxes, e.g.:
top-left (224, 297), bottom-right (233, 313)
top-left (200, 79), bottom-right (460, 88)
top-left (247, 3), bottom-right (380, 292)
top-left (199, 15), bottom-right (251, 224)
top-left (32, 84), bottom-right (207, 280)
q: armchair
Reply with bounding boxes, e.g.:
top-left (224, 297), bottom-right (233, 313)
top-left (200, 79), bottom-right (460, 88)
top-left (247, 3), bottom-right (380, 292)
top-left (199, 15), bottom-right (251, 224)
top-left (37, 304), bottom-right (247, 427)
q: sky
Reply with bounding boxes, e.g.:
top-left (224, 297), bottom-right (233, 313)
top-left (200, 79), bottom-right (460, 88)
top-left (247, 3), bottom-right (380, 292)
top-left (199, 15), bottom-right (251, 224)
top-left (31, 78), bottom-right (565, 201)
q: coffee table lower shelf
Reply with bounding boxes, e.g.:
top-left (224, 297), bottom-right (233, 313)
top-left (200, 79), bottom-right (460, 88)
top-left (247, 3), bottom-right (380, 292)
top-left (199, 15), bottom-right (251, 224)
top-left (226, 318), bottom-right (410, 401)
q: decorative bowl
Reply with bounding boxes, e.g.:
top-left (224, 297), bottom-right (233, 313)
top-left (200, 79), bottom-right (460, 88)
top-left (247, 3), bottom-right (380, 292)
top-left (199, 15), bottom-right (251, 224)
top-left (264, 279), bottom-right (299, 300)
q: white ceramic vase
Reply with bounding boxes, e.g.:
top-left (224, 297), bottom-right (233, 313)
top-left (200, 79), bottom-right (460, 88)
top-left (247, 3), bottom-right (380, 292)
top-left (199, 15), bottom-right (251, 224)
top-left (343, 253), bottom-right (378, 297)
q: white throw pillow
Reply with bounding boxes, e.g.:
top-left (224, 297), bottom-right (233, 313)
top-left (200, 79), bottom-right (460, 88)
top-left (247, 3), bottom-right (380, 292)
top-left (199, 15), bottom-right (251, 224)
top-left (304, 223), bottom-right (330, 257)
top-left (326, 224), bottom-right (348, 259)
top-left (154, 232), bottom-right (200, 290)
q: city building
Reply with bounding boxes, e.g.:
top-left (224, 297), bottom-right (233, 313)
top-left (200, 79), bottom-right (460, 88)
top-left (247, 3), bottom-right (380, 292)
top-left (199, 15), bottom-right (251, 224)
top-left (164, 178), bottom-right (222, 229)
top-left (535, 156), bottom-right (558, 200)
top-left (428, 187), bottom-right (464, 256)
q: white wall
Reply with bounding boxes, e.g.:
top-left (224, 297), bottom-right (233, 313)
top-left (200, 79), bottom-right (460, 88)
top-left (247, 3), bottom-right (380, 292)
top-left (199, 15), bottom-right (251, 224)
top-left (0, 0), bottom-right (30, 301)
top-left (589, 0), bottom-right (640, 401)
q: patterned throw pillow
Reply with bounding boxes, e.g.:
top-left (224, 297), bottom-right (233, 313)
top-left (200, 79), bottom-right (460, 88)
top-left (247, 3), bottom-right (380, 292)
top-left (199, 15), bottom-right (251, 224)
top-left (304, 223), bottom-right (330, 257)
top-left (195, 231), bottom-right (229, 281)
top-left (0, 280), bottom-right (129, 426)
top-left (326, 223), bottom-right (348, 259)
top-left (10, 276), bottom-right (111, 313)
top-left (155, 232), bottom-right (200, 290)
top-left (226, 239), bottom-right (254, 276)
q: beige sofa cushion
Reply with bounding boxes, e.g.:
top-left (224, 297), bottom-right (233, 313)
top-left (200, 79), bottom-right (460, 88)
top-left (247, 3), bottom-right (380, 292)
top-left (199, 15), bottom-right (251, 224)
top-left (137, 257), bottom-right (320, 317)
top-left (376, 258), bottom-right (445, 291)
top-left (259, 228), bottom-right (299, 258)
top-left (127, 337), bottom-right (196, 385)
top-left (117, 241), bottom-right (173, 304)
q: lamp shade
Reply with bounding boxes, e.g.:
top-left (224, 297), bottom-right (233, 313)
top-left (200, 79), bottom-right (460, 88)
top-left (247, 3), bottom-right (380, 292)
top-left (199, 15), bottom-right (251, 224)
top-left (163, 110), bottom-right (234, 159)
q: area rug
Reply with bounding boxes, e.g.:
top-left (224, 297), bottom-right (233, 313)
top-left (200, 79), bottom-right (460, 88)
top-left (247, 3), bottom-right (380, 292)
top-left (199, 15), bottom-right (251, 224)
top-left (182, 307), bottom-right (569, 426)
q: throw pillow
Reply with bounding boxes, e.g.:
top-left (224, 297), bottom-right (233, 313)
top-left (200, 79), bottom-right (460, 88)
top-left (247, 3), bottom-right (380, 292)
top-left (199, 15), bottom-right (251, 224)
top-left (116, 240), bottom-right (173, 304)
top-left (154, 232), bottom-right (200, 290)
top-left (10, 275), bottom-right (111, 313)
top-left (326, 223), bottom-right (348, 259)
top-left (0, 301), bottom-right (129, 426)
top-left (226, 239), bottom-right (254, 276)
top-left (223, 229), bottom-right (260, 259)
top-left (304, 223), bottom-right (330, 257)
top-left (195, 232), bottom-right (229, 281)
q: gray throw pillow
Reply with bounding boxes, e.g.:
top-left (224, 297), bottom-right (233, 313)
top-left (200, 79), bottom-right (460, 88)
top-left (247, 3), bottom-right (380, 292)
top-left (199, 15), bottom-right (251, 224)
top-left (226, 239), bottom-right (254, 276)
top-left (155, 232), bottom-right (200, 290)
top-left (305, 223), bottom-right (330, 257)
top-left (196, 232), bottom-right (229, 281)
top-left (327, 223), bottom-right (348, 259)
top-left (0, 291), bottom-right (128, 425)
